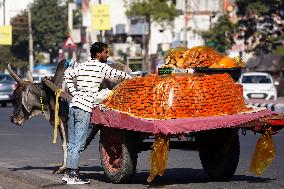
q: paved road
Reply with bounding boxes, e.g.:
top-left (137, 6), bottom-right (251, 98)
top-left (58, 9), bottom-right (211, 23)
top-left (0, 106), bottom-right (284, 189)
top-left (245, 97), bottom-right (284, 113)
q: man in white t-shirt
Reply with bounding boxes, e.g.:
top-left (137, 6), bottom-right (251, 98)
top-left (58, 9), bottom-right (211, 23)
top-left (62, 42), bottom-right (132, 184)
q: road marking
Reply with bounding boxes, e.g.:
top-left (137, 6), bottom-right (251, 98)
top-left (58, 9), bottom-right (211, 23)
top-left (0, 134), bottom-right (19, 136)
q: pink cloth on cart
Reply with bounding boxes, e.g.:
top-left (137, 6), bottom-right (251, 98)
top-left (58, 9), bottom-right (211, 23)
top-left (91, 107), bottom-right (278, 134)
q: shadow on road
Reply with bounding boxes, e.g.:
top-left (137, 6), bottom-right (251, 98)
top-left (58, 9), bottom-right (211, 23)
top-left (6, 166), bottom-right (274, 186)
top-left (87, 167), bottom-right (274, 186)
top-left (7, 165), bottom-right (103, 173)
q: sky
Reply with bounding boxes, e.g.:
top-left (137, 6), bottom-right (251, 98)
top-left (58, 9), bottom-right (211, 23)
top-left (0, 0), bottom-right (33, 25)
top-left (1, 0), bottom-right (126, 28)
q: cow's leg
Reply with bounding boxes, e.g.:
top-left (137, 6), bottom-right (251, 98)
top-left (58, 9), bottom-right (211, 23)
top-left (55, 120), bottom-right (68, 174)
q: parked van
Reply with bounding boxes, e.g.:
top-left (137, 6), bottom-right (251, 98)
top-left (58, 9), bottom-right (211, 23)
top-left (238, 72), bottom-right (278, 100)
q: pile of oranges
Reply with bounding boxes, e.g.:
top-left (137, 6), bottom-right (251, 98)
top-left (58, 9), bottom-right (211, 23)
top-left (103, 73), bottom-right (251, 119)
top-left (164, 46), bottom-right (244, 69)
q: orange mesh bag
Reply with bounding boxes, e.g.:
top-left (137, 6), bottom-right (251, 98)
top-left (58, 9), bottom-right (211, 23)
top-left (147, 134), bottom-right (169, 183)
top-left (103, 73), bottom-right (251, 119)
top-left (164, 47), bottom-right (189, 68)
top-left (163, 46), bottom-right (244, 69)
top-left (250, 129), bottom-right (276, 175)
top-left (182, 46), bottom-right (223, 68)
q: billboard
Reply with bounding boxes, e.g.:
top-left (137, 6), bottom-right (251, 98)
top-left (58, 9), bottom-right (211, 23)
top-left (92, 4), bottom-right (111, 30)
top-left (0, 25), bottom-right (12, 45)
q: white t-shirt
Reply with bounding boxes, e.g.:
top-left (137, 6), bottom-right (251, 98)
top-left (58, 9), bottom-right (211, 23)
top-left (64, 58), bottom-right (132, 112)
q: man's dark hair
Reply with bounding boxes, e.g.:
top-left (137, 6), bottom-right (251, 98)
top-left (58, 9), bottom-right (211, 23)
top-left (90, 42), bottom-right (108, 59)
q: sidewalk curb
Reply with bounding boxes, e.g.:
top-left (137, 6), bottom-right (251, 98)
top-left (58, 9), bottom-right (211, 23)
top-left (0, 163), bottom-right (94, 189)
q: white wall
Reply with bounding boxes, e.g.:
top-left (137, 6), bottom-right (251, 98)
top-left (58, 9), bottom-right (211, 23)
top-left (176, 0), bottom-right (221, 12)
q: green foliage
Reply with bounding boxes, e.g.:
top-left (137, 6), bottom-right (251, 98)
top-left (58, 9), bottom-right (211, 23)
top-left (117, 49), bottom-right (127, 64)
top-left (0, 45), bottom-right (28, 71)
top-left (0, 46), bottom-right (11, 71)
top-left (0, 25), bottom-right (28, 71)
top-left (2, 0), bottom-right (68, 68)
top-left (125, 0), bottom-right (178, 24)
top-left (31, 0), bottom-right (68, 61)
top-left (35, 52), bottom-right (46, 63)
top-left (236, 0), bottom-right (281, 16)
top-left (202, 15), bottom-right (237, 53)
top-left (202, 0), bottom-right (284, 54)
top-left (276, 45), bottom-right (284, 56)
top-left (235, 0), bottom-right (284, 53)
top-left (236, 0), bottom-right (270, 15)
top-left (73, 8), bottom-right (82, 29)
top-left (10, 11), bottom-right (29, 61)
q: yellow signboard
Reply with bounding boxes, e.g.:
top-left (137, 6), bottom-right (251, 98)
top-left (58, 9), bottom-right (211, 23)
top-left (0, 25), bottom-right (12, 45)
top-left (92, 4), bottom-right (111, 30)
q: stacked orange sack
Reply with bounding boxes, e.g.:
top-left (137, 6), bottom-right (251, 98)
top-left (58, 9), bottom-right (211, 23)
top-left (103, 73), bottom-right (251, 119)
top-left (164, 46), bottom-right (244, 68)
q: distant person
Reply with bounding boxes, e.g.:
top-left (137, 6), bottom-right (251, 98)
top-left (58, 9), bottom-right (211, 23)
top-left (62, 42), bottom-right (132, 184)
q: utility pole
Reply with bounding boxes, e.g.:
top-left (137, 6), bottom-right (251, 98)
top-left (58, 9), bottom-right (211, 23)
top-left (183, 0), bottom-right (188, 47)
top-left (98, 0), bottom-right (103, 42)
top-left (68, 3), bottom-right (76, 33)
top-left (28, 8), bottom-right (34, 74)
top-left (3, 0), bottom-right (5, 25)
top-left (67, 3), bottom-right (76, 59)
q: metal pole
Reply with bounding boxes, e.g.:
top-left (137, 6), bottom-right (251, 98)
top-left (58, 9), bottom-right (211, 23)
top-left (183, 0), bottom-right (188, 47)
top-left (68, 3), bottom-right (76, 33)
top-left (28, 9), bottom-right (34, 74)
top-left (3, 0), bottom-right (5, 25)
top-left (98, 0), bottom-right (103, 42)
top-left (68, 3), bottom-right (76, 59)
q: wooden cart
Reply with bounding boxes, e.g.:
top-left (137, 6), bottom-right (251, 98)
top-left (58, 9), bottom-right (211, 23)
top-left (42, 73), bottom-right (284, 184)
top-left (91, 107), bottom-right (284, 183)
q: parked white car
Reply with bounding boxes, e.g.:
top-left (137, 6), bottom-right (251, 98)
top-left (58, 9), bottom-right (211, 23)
top-left (238, 72), bottom-right (278, 100)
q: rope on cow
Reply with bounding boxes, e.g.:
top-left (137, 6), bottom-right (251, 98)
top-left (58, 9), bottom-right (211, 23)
top-left (39, 96), bottom-right (44, 113)
top-left (40, 86), bottom-right (45, 114)
top-left (53, 89), bottom-right (63, 144)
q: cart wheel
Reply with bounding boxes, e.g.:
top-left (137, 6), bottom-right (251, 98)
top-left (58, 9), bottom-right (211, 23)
top-left (197, 128), bottom-right (240, 180)
top-left (99, 127), bottom-right (138, 183)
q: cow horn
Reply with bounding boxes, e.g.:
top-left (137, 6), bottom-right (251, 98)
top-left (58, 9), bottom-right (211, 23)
top-left (7, 63), bottom-right (23, 84)
top-left (27, 70), bottom-right (33, 82)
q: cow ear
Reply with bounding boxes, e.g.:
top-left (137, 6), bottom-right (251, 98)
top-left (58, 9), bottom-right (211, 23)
top-left (27, 70), bottom-right (33, 82)
top-left (22, 86), bottom-right (32, 112)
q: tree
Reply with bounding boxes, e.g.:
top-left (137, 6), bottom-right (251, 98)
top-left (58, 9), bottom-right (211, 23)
top-left (202, 0), bottom-right (284, 55)
top-left (31, 0), bottom-right (68, 62)
top-left (202, 15), bottom-right (237, 53)
top-left (0, 46), bottom-right (13, 72)
top-left (0, 11), bottom-right (29, 71)
top-left (10, 11), bottom-right (29, 62)
top-left (124, 0), bottom-right (178, 73)
top-left (235, 0), bottom-right (284, 54)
